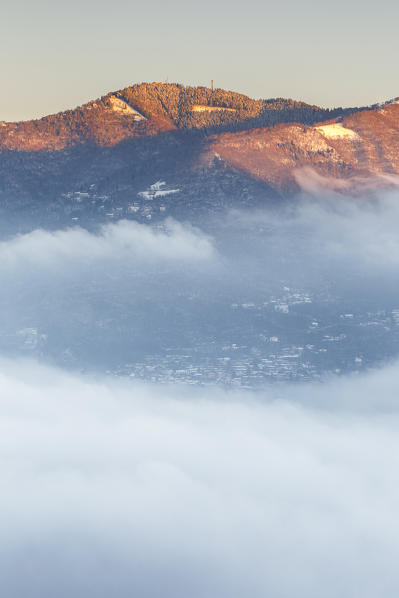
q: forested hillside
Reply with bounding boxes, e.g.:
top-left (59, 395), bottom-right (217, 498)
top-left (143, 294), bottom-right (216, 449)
top-left (0, 82), bottom-right (360, 151)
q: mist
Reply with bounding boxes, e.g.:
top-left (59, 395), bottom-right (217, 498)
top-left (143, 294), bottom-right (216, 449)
top-left (0, 191), bottom-right (398, 377)
top-left (1, 189), bottom-right (399, 595)
top-left (1, 359), bottom-right (399, 597)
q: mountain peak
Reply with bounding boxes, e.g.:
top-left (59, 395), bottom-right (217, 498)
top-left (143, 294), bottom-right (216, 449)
top-left (0, 82), bottom-right (349, 151)
top-left (1, 83), bottom-right (399, 196)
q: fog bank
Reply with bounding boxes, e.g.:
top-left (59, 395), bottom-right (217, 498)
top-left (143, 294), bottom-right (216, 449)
top-left (1, 359), bottom-right (399, 597)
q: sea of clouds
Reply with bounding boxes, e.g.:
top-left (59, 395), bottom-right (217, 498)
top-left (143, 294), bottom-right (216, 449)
top-left (1, 359), bottom-right (399, 597)
top-left (1, 191), bottom-right (399, 596)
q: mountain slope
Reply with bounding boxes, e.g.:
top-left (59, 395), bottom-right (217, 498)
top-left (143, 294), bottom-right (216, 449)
top-left (206, 100), bottom-right (399, 191)
top-left (0, 82), bottom-right (348, 151)
top-left (0, 84), bottom-right (399, 235)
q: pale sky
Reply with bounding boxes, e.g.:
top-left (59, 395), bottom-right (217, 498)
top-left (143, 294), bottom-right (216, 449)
top-left (1, 0), bottom-right (397, 121)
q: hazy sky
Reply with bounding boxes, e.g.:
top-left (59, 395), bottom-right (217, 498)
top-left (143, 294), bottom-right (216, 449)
top-left (1, 0), bottom-right (398, 120)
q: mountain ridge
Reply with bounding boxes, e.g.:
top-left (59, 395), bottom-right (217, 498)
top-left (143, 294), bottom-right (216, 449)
top-left (0, 82), bottom-right (357, 151)
top-left (1, 83), bottom-right (399, 234)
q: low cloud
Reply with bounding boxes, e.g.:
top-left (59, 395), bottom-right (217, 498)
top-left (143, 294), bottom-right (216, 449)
top-left (294, 167), bottom-right (399, 195)
top-left (1, 194), bottom-right (399, 372)
top-left (226, 190), bottom-right (399, 285)
top-left (294, 166), bottom-right (352, 193)
top-left (0, 218), bottom-right (216, 270)
top-left (1, 358), bottom-right (399, 597)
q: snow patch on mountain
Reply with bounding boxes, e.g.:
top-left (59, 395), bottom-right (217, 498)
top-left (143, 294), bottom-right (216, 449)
top-left (315, 123), bottom-right (359, 140)
top-left (192, 105), bottom-right (236, 113)
top-left (108, 96), bottom-right (146, 120)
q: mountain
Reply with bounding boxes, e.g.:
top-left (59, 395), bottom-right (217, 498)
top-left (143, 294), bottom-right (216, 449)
top-left (0, 82), bottom-right (398, 233)
top-left (0, 82), bottom-right (346, 150)
top-left (207, 98), bottom-right (399, 192)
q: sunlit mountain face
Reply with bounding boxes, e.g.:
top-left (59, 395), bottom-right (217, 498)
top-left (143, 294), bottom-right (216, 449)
top-left (2, 83), bottom-right (399, 598)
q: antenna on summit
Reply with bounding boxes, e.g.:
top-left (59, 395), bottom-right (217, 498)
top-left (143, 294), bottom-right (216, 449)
top-left (211, 80), bottom-right (214, 91)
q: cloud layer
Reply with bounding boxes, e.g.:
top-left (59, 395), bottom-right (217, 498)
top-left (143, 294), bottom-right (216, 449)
top-left (0, 192), bottom-right (399, 376)
top-left (0, 218), bottom-right (216, 270)
top-left (1, 193), bottom-right (399, 595)
top-left (1, 359), bottom-right (399, 597)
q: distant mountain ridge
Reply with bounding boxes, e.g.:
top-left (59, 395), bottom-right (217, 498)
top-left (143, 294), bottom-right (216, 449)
top-left (1, 82), bottom-right (399, 234)
top-left (0, 82), bottom-right (355, 151)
